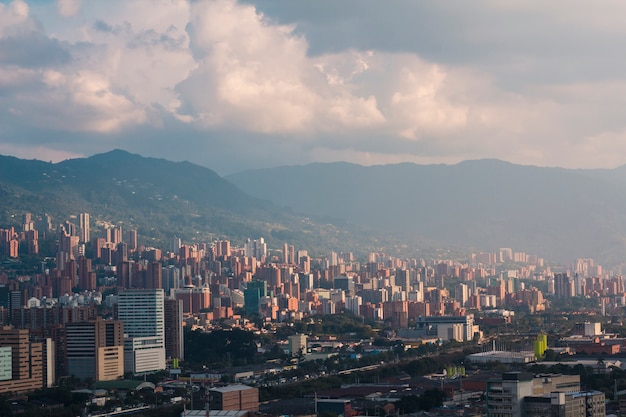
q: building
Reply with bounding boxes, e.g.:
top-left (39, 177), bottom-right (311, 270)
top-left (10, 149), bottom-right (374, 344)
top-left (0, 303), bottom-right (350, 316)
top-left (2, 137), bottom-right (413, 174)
top-left (244, 281), bottom-right (267, 315)
top-left (316, 399), bottom-right (352, 417)
top-left (65, 319), bottom-right (124, 381)
top-left (164, 298), bottom-right (184, 361)
top-left (486, 372), bottom-right (597, 417)
top-left (79, 213), bottom-right (90, 243)
top-left (414, 315), bottom-right (477, 341)
top-left (554, 273), bottom-right (574, 299)
top-left (487, 372), bottom-right (534, 417)
top-left (40, 337), bottom-right (55, 387)
top-left (0, 347), bottom-right (11, 380)
top-left (208, 384), bottom-right (259, 411)
top-left (117, 289), bottom-right (165, 374)
top-left (0, 327), bottom-right (43, 394)
top-left (174, 286), bottom-right (211, 314)
top-left (288, 334), bottom-right (307, 357)
top-left (525, 391), bottom-right (605, 417)
top-left (127, 229), bottom-right (138, 251)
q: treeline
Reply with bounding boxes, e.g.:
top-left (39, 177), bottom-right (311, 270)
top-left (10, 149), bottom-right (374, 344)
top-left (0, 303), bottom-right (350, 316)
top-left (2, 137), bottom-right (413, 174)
top-left (184, 329), bottom-right (258, 367)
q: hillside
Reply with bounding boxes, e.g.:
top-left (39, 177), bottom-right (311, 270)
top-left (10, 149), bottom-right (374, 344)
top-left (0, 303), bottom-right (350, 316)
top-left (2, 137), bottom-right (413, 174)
top-left (0, 150), bottom-right (389, 255)
top-left (227, 160), bottom-right (626, 264)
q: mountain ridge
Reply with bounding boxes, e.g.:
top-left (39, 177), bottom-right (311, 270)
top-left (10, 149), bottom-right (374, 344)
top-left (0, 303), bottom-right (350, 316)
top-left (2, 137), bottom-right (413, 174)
top-left (227, 159), bottom-right (626, 265)
top-left (0, 150), bottom-right (392, 256)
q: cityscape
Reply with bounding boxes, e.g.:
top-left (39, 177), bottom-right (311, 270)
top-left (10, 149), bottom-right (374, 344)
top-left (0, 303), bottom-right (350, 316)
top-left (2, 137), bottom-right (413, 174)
top-left (0, 205), bottom-right (624, 417)
top-left (4, 1), bottom-right (626, 417)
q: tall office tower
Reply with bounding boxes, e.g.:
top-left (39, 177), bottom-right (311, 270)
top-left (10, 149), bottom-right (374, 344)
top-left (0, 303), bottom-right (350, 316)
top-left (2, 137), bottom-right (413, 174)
top-left (117, 289), bottom-right (165, 374)
top-left (79, 213), bottom-right (90, 243)
top-left (65, 319), bottom-right (124, 381)
top-left (0, 327), bottom-right (43, 394)
top-left (127, 229), bottom-right (138, 251)
top-left (283, 243), bottom-right (289, 264)
top-left (164, 298), bottom-right (184, 361)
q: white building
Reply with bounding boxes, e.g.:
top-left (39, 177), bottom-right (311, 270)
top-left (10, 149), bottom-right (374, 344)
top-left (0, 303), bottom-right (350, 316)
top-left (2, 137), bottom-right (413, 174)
top-left (118, 289), bottom-right (165, 374)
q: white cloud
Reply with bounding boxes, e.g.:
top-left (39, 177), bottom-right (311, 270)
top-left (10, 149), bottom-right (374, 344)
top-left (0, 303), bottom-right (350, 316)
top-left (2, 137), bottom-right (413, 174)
top-left (3, 0), bottom-right (626, 171)
top-left (0, 0), bottom-right (32, 37)
top-left (56, 0), bottom-right (80, 17)
top-left (176, 0), bottom-right (387, 135)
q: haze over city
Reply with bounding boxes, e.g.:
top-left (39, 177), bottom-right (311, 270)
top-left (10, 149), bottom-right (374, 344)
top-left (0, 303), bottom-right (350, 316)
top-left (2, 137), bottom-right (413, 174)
top-left (3, 0), bottom-right (626, 173)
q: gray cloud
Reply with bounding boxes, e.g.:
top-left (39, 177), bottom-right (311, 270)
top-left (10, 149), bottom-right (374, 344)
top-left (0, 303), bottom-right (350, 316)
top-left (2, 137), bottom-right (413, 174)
top-left (0, 32), bottom-right (71, 67)
top-left (3, 0), bottom-right (626, 173)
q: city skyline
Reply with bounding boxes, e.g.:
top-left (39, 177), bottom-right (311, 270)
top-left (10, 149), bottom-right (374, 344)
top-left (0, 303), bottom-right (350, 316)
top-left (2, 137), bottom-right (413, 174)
top-left (3, 1), bottom-right (626, 174)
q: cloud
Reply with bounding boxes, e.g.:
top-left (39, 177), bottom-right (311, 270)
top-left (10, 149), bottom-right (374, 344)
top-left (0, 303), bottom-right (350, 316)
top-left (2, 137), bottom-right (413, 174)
top-left (0, 0), bottom-right (33, 36)
top-left (176, 0), bottom-right (385, 134)
top-left (56, 0), bottom-right (80, 17)
top-left (3, 0), bottom-right (626, 172)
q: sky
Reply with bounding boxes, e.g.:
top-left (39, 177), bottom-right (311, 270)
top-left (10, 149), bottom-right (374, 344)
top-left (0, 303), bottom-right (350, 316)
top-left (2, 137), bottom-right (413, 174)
top-left (2, 0), bottom-right (626, 174)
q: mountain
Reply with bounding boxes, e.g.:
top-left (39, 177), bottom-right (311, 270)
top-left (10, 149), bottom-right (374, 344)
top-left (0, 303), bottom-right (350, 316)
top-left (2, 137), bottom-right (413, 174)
top-left (0, 150), bottom-right (385, 255)
top-left (227, 160), bottom-right (626, 264)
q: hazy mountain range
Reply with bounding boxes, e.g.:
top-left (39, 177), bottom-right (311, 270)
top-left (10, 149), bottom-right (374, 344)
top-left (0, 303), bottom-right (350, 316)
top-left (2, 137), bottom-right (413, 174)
top-left (228, 160), bottom-right (626, 265)
top-left (0, 150), bottom-right (377, 256)
top-left (2, 149), bottom-right (626, 265)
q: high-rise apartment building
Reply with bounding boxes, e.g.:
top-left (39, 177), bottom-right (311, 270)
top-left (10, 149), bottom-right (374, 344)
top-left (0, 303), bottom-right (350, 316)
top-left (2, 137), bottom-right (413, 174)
top-left (127, 229), bottom-right (138, 251)
top-left (117, 289), bottom-right (165, 374)
top-left (145, 261), bottom-right (162, 289)
top-left (79, 213), bottom-right (90, 243)
top-left (554, 273), bottom-right (574, 299)
top-left (164, 298), bottom-right (184, 361)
